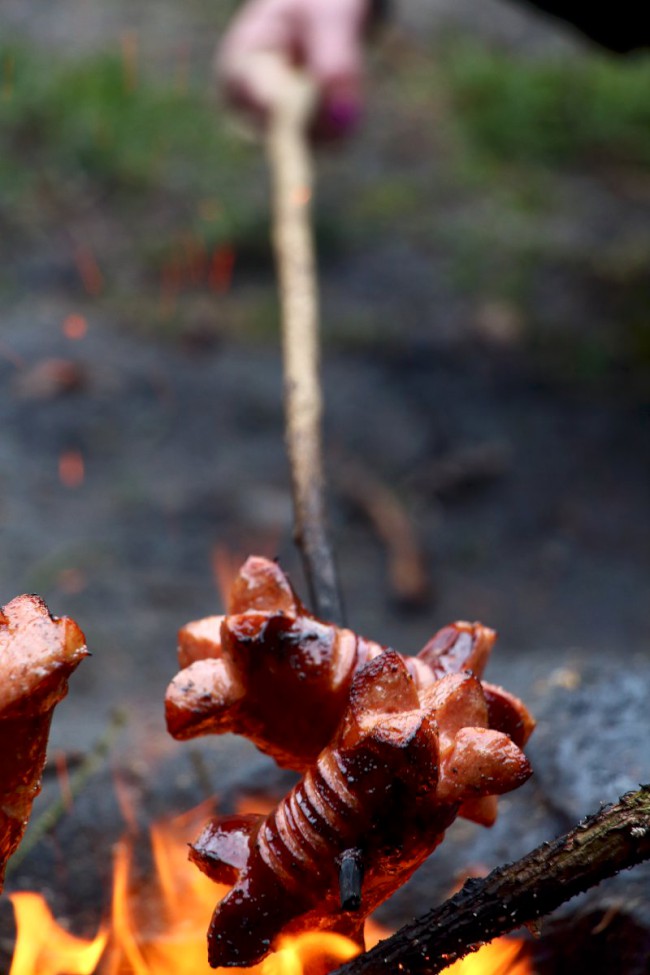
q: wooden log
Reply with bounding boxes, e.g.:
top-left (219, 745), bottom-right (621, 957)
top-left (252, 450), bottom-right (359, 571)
top-left (332, 785), bottom-right (650, 975)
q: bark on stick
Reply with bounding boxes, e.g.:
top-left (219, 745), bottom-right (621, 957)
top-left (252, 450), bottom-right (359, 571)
top-left (332, 786), bottom-right (650, 975)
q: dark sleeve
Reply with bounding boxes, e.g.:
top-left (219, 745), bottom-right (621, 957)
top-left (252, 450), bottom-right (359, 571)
top-left (518, 0), bottom-right (650, 52)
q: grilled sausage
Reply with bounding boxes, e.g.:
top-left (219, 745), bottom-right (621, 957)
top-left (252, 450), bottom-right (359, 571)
top-left (0, 594), bottom-right (88, 888)
top-left (166, 557), bottom-right (534, 774)
top-left (191, 652), bottom-right (532, 968)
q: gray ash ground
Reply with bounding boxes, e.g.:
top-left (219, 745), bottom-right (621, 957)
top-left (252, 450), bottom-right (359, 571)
top-left (1, 0), bottom-right (649, 968)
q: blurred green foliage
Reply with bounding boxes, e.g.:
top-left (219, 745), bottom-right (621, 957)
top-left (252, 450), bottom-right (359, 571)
top-left (0, 44), bottom-right (265, 244)
top-left (3, 39), bottom-right (649, 227)
top-left (442, 42), bottom-right (650, 167)
top-left (0, 37), bottom-right (648, 380)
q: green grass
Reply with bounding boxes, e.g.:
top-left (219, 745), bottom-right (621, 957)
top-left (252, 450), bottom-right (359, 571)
top-left (0, 44), bottom-right (265, 247)
top-left (358, 39), bottom-right (650, 377)
top-left (3, 39), bottom-right (649, 251)
top-left (439, 42), bottom-right (650, 168)
top-left (1, 37), bottom-right (648, 374)
top-left (3, 39), bottom-right (649, 224)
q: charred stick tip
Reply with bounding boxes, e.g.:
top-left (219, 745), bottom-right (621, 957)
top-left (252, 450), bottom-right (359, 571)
top-left (339, 849), bottom-right (363, 912)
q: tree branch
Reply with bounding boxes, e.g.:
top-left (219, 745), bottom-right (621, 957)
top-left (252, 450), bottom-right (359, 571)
top-left (267, 62), bottom-right (344, 625)
top-left (332, 785), bottom-right (650, 975)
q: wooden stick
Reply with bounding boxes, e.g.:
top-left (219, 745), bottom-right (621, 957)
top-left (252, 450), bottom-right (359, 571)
top-left (266, 60), bottom-right (344, 625)
top-left (339, 848), bottom-right (364, 912)
top-left (331, 785), bottom-right (650, 975)
top-left (334, 452), bottom-right (430, 608)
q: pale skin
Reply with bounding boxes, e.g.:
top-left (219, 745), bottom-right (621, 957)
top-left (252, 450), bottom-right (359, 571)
top-left (217, 0), bottom-right (369, 137)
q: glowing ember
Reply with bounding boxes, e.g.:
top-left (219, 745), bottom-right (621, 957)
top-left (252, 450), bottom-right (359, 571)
top-left (58, 449), bottom-right (85, 489)
top-left (209, 246), bottom-right (235, 293)
top-left (62, 315), bottom-right (88, 341)
top-left (73, 245), bottom-right (104, 296)
top-left (8, 805), bottom-right (531, 975)
top-left (291, 187), bottom-right (312, 207)
top-left (158, 236), bottom-right (237, 310)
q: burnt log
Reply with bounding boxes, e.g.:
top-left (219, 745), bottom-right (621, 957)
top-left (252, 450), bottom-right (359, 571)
top-left (534, 908), bottom-right (650, 975)
top-left (332, 786), bottom-right (650, 975)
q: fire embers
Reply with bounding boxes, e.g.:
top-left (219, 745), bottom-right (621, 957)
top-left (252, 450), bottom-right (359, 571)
top-left (0, 594), bottom-right (88, 889)
top-left (164, 556), bottom-right (528, 772)
top-left (191, 652), bottom-right (533, 968)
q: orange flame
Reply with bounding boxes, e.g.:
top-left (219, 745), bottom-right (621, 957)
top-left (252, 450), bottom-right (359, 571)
top-left (444, 938), bottom-right (531, 975)
top-left (9, 893), bottom-right (108, 975)
top-left (8, 804), bottom-right (532, 975)
top-left (211, 544), bottom-right (246, 608)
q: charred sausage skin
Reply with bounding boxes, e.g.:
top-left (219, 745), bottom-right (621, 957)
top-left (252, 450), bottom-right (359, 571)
top-left (0, 594), bottom-right (88, 888)
top-left (191, 651), bottom-right (532, 968)
top-left (165, 557), bottom-right (534, 778)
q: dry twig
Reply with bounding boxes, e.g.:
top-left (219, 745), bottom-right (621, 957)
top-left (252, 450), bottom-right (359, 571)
top-left (334, 453), bottom-right (430, 608)
top-left (332, 785), bottom-right (650, 975)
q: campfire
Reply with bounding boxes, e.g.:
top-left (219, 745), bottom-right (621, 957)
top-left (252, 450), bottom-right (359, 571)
top-left (2, 570), bottom-right (538, 975)
top-left (3, 574), bottom-right (648, 975)
top-left (7, 800), bottom-right (532, 975)
top-left (162, 556), bottom-right (533, 969)
top-left (3, 41), bottom-right (650, 975)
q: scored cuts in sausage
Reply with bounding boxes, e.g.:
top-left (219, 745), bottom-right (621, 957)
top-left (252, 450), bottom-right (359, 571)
top-left (166, 557), bottom-right (534, 968)
top-left (191, 650), bottom-right (532, 967)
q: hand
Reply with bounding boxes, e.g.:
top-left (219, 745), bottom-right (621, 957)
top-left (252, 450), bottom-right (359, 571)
top-left (216, 0), bottom-right (368, 138)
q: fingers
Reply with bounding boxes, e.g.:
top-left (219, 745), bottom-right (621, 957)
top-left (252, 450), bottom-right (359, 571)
top-left (301, 0), bottom-right (366, 137)
top-left (216, 0), bottom-right (367, 138)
